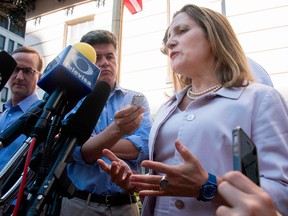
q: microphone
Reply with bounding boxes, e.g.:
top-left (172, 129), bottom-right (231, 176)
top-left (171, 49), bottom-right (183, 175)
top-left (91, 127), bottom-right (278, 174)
top-left (37, 42), bottom-right (100, 105)
top-left (25, 81), bottom-right (111, 215)
top-left (0, 99), bottom-right (47, 149)
top-left (62, 80), bottom-right (111, 145)
top-left (31, 42), bottom-right (100, 138)
top-left (0, 50), bottom-right (17, 91)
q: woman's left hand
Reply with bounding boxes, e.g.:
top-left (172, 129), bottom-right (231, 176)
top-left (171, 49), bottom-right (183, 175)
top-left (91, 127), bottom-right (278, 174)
top-left (130, 140), bottom-right (209, 197)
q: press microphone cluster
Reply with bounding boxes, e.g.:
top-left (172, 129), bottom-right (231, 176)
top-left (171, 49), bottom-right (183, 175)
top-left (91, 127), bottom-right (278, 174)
top-left (25, 81), bottom-right (111, 215)
top-left (0, 50), bottom-right (17, 92)
top-left (0, 42), bottom-right (108, 215)
top-left (31, 42), bottom-right (101, 138)
top-left (0, 42), bottom-right (100, 147)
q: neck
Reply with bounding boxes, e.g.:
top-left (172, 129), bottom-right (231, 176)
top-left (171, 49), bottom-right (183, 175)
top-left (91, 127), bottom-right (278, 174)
top-left (190, 80), bottom-right (219, 92)
top-left (12, 97), bottom-right (23, 106)
top-left (12, 93), bottom-right (32, 106)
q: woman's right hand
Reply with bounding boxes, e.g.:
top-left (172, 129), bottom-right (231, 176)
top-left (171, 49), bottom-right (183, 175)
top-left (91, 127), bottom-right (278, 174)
top-left (98, 149), bottom-right (136, 192)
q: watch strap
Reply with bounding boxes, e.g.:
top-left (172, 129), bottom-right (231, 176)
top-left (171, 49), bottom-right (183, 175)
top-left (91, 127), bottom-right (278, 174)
top-left (197, 173), bottom-right (217, 202)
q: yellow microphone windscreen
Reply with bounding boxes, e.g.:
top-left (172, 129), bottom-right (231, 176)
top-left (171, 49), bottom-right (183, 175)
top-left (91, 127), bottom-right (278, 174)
top-left (73, 42), bottom-right (96, 63)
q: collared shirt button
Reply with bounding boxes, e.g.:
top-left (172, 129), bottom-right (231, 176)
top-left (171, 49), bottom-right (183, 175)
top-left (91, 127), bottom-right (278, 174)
top-left (175, 199), bottom-right (184, 209)
top-left (187, 114), bottom-right (195, 121)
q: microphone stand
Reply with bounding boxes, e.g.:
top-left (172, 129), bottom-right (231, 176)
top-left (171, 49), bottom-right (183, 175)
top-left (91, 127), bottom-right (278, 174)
top-left (0, 167), bottom-right (36, 214)
top-left (1, 78), bottom-right (105, 215)
top-left (0, 137), bottom-right (39, 215)
top-left (0, 137), bottom-right (34, 195)
top-left (22, 89), bottom-right (71, 216)
top-left (0, 89), bottom-right (74, 216)
top-left (25, 135), bottom-right (78, 216)
top-left (24, 81), bottom-right (111, 215)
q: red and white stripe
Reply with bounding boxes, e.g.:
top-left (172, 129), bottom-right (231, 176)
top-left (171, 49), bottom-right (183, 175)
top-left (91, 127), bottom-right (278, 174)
top-left (124, 0), bottom-right (143, 14)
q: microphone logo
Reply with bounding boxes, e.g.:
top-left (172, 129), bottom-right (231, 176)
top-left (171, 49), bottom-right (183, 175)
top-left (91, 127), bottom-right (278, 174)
top-left (63, 46), bottom-right (95, 88)
top-left (67, 49), bottom-right (94, 76)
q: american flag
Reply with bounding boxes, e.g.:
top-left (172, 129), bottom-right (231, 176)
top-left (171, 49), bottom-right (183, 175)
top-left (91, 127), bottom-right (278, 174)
top-left (124, 0), bottom-right (143, 14)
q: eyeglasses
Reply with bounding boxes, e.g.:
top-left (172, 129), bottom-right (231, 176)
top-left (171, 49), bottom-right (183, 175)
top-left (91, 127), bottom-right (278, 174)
top-left (13, 67), bottom-right (40, 76)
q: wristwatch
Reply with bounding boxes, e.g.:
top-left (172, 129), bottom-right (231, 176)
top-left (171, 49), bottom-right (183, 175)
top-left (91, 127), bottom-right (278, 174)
top-left (197, 173), bottom-right (217, 202)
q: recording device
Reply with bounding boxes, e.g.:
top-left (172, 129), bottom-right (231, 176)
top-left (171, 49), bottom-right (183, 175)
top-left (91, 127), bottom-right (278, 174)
top-left (63, 80), bottom-right (111, 145)
top-left (0, 99), bottom-right (47, 149)
top-left (25, 81), bottom-right (111, 215)
top-left (0, 43), bottom-right (99, 147)
top-left (0, 43), bottom-right (102, 215)
top-left (37, 42), bottom-right (100, 105)
top-left (131, 93), bottom-right (144, 107)
top-left (0, 50), bottom-right (17, 91)
top-left (232, 126), bottom-right (260, 186)
top-left (31, 42), bottom-right (100, 138)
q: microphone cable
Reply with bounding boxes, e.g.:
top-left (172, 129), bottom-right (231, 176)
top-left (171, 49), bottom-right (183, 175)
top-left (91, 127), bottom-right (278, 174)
top-left (12, 137), bottom-right (37, 216)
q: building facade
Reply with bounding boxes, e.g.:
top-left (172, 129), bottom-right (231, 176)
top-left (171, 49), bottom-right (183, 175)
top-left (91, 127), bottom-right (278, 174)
top-left (20, 0), bottom-right (288, 115)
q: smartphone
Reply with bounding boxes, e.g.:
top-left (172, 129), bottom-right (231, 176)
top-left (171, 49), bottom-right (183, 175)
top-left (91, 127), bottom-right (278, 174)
top-left (131, 94), bottom-right (144, 107)
top-left (232, 126), bottom-right (260, 186)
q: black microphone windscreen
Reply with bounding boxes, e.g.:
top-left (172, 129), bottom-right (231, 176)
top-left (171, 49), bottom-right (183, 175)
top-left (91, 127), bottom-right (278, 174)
top-left (0, 100), bottom-right (46, 148)
top-left (64, 81), bottom-right (111, 144)
top-left (0, 51), bottom-right (17, 91)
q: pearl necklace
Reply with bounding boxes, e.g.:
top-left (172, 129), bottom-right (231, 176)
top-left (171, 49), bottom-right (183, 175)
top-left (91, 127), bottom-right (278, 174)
top-left (186, 84), bottom-right (222, 100)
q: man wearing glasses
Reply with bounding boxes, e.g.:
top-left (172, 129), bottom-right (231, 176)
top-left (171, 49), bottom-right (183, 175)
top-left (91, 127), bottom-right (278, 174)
top-left (0, 46), bottom-right (44, 171)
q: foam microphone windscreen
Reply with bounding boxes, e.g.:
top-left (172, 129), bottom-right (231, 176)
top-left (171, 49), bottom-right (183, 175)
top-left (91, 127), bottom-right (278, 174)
top-left (0, 50), bottom-right (17, 91)
top-left (73, 42), bottom-right (97, 63)
top-left (64, 81), bottom-right (111, 145)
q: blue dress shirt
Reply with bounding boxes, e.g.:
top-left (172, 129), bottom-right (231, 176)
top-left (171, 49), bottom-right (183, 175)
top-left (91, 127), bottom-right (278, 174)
top-left (66, 83), bottom-right (153, 195)
top-left (0, 93), bottom-right (40, 170)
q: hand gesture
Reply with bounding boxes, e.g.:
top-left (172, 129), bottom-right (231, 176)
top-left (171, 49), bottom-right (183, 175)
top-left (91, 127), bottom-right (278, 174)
top-left (130, 140), bottom-right (209, 198)
top-left (98, 149), bottom-right (136, 192)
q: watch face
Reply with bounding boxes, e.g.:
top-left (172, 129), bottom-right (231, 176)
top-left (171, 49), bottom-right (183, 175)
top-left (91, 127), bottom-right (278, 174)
top-left (203, 185), bottom-right (217, 199)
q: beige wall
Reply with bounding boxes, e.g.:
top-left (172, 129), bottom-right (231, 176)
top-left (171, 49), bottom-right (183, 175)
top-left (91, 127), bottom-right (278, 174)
top-left (24, 0), bottom-right (288, 115)
top-left (121, 0), bottom-right (288, 114)
top-left (225, 0), bottom-right (288, 101)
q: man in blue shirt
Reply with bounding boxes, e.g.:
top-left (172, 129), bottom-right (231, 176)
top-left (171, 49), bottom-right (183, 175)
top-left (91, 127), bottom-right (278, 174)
top-left (0, 46), bottom-right (44, 170)
top-left (60, 30), bottom-right (153, 216)
top-left (0, 46), bottom-right (44, 216)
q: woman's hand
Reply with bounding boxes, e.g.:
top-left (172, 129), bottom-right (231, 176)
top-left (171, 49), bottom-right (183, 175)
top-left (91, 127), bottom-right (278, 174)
top-left (130, 140), bottom-right (209, 198)
top-left (97, 149), bottom-right (136, 192)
